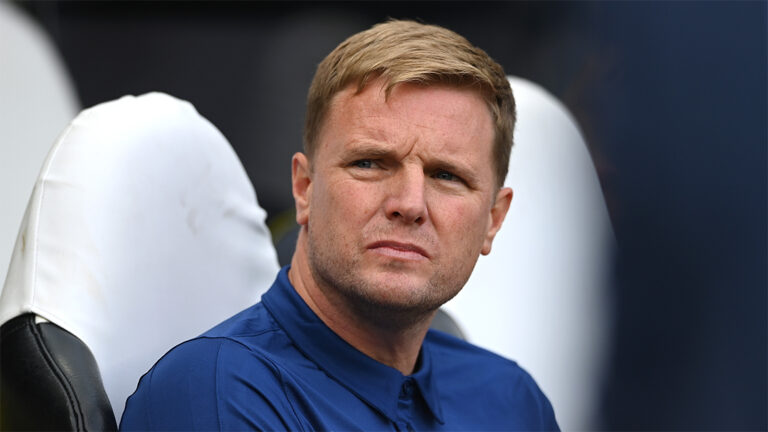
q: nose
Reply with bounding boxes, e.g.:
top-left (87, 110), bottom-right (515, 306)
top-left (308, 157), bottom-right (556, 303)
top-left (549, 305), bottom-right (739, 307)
top-left (384, 167), bottom-right (427, 225)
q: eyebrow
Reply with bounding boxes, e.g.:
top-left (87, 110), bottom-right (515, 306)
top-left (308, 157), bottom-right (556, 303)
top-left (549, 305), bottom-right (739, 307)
top-left (342, 142), bottom-right (396, 159)
top-left (344, 141), bottom-right (395, 156)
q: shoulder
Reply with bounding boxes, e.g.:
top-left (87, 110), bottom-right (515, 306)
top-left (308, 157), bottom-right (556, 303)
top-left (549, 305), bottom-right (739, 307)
top-left (425, 330), bottom-right (560, 431)
top-left (200, 300), bottom-right (276, 338)
top-left (120, 305), bottom-right (304, 431)
top-left (146, 302), bottom-right (287, 394)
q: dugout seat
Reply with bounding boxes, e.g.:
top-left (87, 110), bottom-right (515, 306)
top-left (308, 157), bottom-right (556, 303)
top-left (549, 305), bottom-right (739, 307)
top-left (0, 1), bottom-right (79, 293)
top-left (0, 93), bottom-right (280, 430)
top-left (443, 76), bottom-right (615, 430)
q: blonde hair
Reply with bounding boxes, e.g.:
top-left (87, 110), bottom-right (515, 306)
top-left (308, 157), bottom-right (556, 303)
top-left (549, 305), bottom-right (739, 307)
top-left (304, 19), bottom-right (515, 187)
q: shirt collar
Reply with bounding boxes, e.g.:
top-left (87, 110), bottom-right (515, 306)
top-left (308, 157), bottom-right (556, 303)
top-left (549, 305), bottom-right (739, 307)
top-left (262, 266), bottom-right (444, 424)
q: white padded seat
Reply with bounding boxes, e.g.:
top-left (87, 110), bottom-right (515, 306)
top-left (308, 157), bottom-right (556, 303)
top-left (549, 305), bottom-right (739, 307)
top-left (443, 77), bottom-right (615, 430)
top-left (0, 2), bottom-right (79, 289)
top-left (0, 93), bottom-right (279, 420)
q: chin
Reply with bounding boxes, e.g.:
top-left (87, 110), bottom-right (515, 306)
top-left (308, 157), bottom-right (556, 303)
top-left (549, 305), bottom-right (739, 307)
top-left (348, 272), bottom-right (459, 315)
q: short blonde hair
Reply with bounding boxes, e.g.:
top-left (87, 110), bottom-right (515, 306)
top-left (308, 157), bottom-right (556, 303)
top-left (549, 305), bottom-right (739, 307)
top-left (304, 19), bottom-right (515, 187)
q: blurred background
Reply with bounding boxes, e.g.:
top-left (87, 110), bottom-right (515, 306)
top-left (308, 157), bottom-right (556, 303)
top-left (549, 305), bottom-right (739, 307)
top-left (1, 1), bottom-right (765, 430)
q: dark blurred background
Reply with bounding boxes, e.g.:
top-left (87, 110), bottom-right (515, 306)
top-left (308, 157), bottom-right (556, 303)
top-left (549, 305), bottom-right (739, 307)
top-left (12, 1), bottom-right (767, 430)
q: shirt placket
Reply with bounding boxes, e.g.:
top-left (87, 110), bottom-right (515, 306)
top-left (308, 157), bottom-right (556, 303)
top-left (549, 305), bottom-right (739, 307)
top-left (394, 378), bottom-right (416, 432)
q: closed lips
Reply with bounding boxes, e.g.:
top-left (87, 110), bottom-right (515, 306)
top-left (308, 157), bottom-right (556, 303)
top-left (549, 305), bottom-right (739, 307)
top-left (367, 241), bottom-right (430, 259)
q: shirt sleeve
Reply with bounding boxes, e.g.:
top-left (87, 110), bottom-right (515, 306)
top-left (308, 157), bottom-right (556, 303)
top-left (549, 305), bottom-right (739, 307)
top-left (120, 337), bottom-right (301, 431)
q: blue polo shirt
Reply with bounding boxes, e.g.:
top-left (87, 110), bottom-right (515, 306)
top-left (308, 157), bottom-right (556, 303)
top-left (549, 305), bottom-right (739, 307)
top-left (120, 267), bottom-right (559, 431)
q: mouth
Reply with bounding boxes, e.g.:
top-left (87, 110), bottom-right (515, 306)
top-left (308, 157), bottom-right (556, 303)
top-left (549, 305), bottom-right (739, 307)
top-left (367, 240), bottom-right (431, 261)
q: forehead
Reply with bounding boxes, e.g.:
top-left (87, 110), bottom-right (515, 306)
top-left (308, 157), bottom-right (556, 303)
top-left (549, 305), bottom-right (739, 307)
top-left (317, 80), bottom-right (495, 166)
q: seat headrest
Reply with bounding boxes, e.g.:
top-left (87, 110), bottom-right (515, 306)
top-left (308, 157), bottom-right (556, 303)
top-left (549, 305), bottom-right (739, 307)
top-left (443, 77), bottom-right (615, 429)
top-left (0, 1), bottom-right (79, 288)
top-left (0, 92), bottom-right (280, 419)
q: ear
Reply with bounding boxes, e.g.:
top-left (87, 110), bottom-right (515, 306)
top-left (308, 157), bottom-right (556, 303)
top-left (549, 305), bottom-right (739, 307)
top-left (481, 187), bottom-right (513, 255)
top-left (292, 152), bottom-right (312, 226)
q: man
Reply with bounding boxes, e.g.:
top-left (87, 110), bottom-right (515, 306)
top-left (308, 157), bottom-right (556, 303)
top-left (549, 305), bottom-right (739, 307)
top-left (121, 20), bottom-right (558, 431)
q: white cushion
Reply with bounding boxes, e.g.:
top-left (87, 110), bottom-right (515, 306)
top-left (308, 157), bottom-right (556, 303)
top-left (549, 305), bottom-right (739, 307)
top-left (0, 2), bottom-right (79, 290)
top-left (443, 77), bottom-right (615, 430)
top-left (0, 93), bottom-right (280, 420)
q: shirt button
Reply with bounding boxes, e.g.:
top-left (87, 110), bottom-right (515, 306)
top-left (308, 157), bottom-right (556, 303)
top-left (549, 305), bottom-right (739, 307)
top-left (400, 379), bottom-right (415, 398)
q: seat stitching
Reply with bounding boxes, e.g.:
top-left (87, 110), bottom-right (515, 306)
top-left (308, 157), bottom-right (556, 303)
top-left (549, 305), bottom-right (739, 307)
top-left (28, 318), bottom-right (86, 431)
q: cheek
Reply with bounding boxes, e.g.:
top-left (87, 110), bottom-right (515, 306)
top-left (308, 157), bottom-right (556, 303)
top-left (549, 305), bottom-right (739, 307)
top-left (429, 194), bottom-right (487, 229)
top-left (316, 178), bottom-right (380, 225)
top-left (430, 196), bottom-right (491, 247)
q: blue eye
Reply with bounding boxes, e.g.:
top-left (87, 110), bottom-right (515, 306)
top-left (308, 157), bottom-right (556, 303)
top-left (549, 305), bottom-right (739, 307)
top-left (353, 160), bottom-right (373, 169)
top-left (434, 170), bottom-right (458, 182)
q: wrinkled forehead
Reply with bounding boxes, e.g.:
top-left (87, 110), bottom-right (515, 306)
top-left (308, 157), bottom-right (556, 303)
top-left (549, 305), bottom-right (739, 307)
top-left (315, 78), bottom-right (496, 154)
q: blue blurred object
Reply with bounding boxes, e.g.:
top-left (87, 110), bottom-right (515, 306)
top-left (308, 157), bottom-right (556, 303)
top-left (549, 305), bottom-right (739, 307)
top-left (587, 2), bottom-right (767, 430)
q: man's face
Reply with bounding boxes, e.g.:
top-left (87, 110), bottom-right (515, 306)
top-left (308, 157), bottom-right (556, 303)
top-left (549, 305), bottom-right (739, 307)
top-left (293, 78), bottom-right (511, 317)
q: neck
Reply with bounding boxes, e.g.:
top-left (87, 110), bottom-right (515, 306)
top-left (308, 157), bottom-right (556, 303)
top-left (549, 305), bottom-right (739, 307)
top-left (289, 234), bottom-right (435, 375)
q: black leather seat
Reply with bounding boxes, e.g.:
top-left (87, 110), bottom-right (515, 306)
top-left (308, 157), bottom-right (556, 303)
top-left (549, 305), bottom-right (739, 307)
top-left (1, 314), bottom-right (116, 431)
